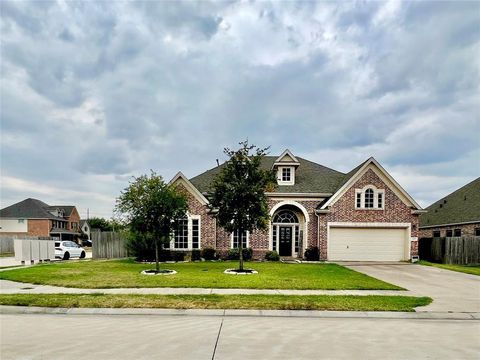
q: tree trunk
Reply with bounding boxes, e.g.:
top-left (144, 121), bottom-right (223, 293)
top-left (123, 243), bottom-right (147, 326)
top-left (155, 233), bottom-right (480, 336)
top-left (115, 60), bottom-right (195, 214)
top-left (155, 239), bottom-right (159, 273)
top-left (239, 228), bottom-right (244, 271)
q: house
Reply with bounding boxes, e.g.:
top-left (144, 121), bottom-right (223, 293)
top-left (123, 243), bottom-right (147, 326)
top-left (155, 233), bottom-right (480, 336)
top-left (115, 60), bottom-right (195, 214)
top-left (168, 150), bottom-right (424, 262)
top-left (0, 198), bottom-right (81, 241)
top-left (80, 220), bottom-right (91, 240)
top-left (419, 177), bottom-right (480, 238)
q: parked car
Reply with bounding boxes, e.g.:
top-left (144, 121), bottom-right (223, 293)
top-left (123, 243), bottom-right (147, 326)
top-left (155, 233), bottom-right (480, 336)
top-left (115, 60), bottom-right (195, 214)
top-left (55, 241), bottom-right (86, 260)
top-left (81, 239), bottom-right (92, 247)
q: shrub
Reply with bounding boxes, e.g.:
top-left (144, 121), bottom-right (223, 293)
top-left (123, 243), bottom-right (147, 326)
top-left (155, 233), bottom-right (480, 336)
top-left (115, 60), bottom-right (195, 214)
top-left (201, 247), bottom-right (217, 260)
top-left (227, 247), bottom-right (253, 261)
top-left (191, 249), bottom-right (201, 261)
top-left (304, 246), bottom-right (320, 261)
top-left (172, 251), bottom-right (186, 262)
top-left (265, 250), bottom-right (280, 261)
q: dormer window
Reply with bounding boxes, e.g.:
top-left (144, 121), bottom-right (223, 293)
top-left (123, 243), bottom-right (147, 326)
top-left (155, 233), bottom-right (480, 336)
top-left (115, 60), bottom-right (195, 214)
top-left (277, 166), bottom-right (295, 185)
top-left (355, 186), bottom-right (385, 210)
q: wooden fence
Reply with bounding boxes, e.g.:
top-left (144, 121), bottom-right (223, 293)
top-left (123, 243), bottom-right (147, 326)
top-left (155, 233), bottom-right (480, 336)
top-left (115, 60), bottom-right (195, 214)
top-left (0, 237), bottom-right (14, 254)
top-left (419, 236), bottom-right (480, 265)
top-left (92, 231), bottom-right (129, 259)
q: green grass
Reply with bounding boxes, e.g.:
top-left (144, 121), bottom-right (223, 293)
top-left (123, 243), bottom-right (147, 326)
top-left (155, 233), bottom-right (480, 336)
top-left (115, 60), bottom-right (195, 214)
top-left (0, 294), bottom-right (431, 311)
top-left (0, 259), bottom-right (402, 290)
top-left (419, 261), bottom-right (480, 276)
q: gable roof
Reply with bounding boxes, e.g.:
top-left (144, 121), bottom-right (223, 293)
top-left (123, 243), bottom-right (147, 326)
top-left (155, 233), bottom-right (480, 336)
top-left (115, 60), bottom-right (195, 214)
top-left (189, 156), bottom-right (346, 195)
top-left (420, 177), bottom-right (480, 227)
top-left (48, 205), bottom-right (75, 216)
top-left (274, 149), bottom-right (300, 166)
top-left (320, 157), bottom-right (422, 210)
top-left (169, 171), bottom-right (210, 205)
top-left (0, 198), bottom-right (68, 220)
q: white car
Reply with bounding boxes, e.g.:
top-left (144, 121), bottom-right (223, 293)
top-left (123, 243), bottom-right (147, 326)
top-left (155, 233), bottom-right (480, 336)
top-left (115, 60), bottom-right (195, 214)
top-left (55, 241), bottom-right (86, 260)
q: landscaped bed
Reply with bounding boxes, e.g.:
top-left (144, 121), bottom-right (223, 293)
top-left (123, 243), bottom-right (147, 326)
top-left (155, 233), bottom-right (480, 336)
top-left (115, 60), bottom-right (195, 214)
top-left (418, 261), bottom-right (480, 276)
top-left (0, 294), bottom-right (431, 311)
top-left (0, 259), bottom-right (403, 290)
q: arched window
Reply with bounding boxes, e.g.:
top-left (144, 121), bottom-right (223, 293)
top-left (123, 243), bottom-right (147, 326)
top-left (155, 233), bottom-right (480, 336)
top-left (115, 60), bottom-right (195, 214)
top-left (273, 210), bottom-right (299, 223)
top-left (364, 188), bottom-right (374, 208)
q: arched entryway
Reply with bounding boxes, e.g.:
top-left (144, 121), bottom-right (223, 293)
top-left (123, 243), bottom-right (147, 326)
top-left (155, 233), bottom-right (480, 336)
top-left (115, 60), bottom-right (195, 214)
top-left (270, 203), bottom-right (308, 257)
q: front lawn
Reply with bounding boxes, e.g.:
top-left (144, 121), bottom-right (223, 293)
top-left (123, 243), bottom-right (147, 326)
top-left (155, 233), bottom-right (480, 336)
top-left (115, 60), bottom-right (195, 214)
top-left (0, 259), bottom-right (402, 290)
top-left (0, 294), bottom-right (430, 311)
top-left (418, 261), bottom-right (480, 276)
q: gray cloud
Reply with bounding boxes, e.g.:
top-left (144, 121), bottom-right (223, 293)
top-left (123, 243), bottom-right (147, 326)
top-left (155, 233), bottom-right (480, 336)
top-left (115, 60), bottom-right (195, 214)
top-left (1, 0), bottom-right (479, 216)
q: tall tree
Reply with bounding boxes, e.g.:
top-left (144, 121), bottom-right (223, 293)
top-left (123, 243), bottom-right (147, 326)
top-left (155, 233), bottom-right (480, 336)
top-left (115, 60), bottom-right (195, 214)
top-left (115, 172), bottom-right (188, 272)
top-left (209, 141), bottom-right (277, 271)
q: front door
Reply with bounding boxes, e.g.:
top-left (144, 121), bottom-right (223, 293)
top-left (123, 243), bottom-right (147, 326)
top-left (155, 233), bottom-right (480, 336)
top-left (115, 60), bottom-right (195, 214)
top-left (279, 226), bottom-right (292, 256)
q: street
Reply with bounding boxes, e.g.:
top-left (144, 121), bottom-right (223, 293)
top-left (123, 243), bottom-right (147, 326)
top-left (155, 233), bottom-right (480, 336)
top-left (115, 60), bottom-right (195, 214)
top-left (1, 313), bottom-right (479, 360)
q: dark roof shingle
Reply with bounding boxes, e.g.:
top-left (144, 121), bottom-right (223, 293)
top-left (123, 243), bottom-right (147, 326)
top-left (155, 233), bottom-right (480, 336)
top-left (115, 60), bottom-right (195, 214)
top-left (420, 177), bottom-right (480, 227)
top-left (0, 198), bottom-right (70, 220)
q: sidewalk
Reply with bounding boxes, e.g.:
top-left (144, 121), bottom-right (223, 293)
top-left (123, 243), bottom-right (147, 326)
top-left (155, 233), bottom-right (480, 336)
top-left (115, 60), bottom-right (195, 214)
top-left (1, 305), bottom-right (479, 320)
top-left (0, 279), bottom-right (412, 296)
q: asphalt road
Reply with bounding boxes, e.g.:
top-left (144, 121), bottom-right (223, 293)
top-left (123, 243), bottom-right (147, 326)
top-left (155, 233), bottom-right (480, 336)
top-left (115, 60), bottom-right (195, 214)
top-left (1, 313), bottom-right (479, 360)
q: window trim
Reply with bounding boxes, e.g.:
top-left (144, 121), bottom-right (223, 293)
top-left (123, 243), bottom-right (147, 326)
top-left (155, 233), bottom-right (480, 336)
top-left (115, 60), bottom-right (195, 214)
top-left (355, 186), bottom-right (385, 210)
top-left (230, 229), bottom-right (249, 249)
top-left (277, 166), bottom-right (295, 186)
top-left (170, 215), bottom-right (201, 250)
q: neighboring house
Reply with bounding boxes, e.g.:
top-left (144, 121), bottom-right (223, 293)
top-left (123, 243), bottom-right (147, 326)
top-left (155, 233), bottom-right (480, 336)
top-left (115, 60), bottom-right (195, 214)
top-left (168, 150), bottom-right (424, 261)
top-left (0, 198), bottom-right (81, 241)
top-left (419, 177), bottom-right (480, 238)
top-left (80, 220), bottom-right (91, 240)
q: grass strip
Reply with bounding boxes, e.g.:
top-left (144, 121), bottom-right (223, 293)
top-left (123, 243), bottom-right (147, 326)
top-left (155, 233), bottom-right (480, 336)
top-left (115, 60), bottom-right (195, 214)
top-left (418, 261), bottom-right (480, 276)
top-left (0, 294), bottom-right (431, 312)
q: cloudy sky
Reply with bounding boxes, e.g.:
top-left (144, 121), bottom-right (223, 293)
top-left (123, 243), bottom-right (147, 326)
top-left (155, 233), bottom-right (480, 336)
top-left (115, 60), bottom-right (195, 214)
top-left (1, 0), bottom-right (479, 219)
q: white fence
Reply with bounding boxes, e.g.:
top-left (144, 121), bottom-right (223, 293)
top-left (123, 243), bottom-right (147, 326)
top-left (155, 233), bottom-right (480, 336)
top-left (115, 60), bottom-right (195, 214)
top-left (13, 238), bottom-right (55, 263)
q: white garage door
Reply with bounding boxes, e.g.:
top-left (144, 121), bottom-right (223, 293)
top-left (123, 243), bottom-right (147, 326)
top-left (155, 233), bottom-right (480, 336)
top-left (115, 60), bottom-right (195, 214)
top-left (329, 227), bottom-right (407, 261)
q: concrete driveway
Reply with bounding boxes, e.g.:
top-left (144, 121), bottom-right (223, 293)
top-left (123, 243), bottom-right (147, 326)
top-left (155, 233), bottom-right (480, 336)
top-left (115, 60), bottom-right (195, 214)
top-left (341, 262), bottom-right (480, 313)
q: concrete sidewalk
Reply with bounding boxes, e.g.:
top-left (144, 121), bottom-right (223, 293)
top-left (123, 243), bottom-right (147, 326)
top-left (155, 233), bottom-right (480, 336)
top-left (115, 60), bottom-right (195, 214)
top-left (2, 305), bottom-right (479, 320)
top-left (0, 279), bottom-right (412, 296)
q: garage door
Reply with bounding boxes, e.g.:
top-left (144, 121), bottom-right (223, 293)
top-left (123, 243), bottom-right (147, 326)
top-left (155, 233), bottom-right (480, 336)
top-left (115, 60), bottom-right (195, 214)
top-left (329, 227), bottom-right (407, 261)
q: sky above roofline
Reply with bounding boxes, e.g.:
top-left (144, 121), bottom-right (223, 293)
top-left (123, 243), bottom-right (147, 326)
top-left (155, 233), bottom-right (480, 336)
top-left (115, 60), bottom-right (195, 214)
top-left (1, 1), bottom-right (479, 219)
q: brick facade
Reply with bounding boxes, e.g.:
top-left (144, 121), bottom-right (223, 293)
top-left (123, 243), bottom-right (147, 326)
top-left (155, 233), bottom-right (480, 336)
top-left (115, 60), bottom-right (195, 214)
top-left (177, 166), bottom-right (420, 261)
top-left (419, 222), bottom-right (480, 238)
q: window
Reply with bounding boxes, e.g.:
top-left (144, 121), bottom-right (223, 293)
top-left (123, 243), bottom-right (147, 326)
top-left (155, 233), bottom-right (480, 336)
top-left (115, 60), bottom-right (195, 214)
top-left (174, 218), bottom-right (189, 249)
top-left (355, 187), bottom-right (384, 209)
top-left (273, 210), bottom-right (298, 223)
top-left (454, 228), bottom-right (461, 237)
top-left (446, 229), bottom-right (453, 237)
top-left (192, 219), bottom-right (199, 249)
top-left (475, 228), bottom-right (480, 236)
top-left (432, 230), bottom-right (440, 237)
top-left (277, 166), bottom-right (294, 185)
top-left (282, 167), bottom-right (291, 182)
top-left (232, 229), bottom-right (248, 249)
top-left (364, 188), bottom-right (374, 208)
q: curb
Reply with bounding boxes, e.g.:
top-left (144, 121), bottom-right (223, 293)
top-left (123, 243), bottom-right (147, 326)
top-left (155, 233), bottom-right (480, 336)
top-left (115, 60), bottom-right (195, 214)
top-left (1, 305), bottom-right (479, 320)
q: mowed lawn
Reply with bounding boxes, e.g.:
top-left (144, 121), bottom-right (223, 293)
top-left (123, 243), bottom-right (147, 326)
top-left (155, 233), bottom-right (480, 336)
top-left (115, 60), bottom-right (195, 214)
top-left (0, 259), bottom-right (402, 290)
top-left (419, 261), bottom-right (480, 276)
top-left (0, 294), bottom-right (430, 312)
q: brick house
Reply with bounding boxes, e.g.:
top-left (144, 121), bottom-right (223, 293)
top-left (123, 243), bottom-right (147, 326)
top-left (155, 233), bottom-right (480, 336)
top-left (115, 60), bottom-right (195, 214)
top-left (0, 198), bottom-right (81, 241)
top-left (419, 177), bottom-right (480, 238)
top-left (168, 150), bottom-right (424, 261)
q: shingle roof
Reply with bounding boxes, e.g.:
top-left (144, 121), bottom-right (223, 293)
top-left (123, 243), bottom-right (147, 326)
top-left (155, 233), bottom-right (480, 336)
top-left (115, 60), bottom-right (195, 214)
top-left (189, 156), bottom-right (347, 195)
top-left (0, 198), bottom-right (68, 220)
top-left (48, 205), bottom-right (75, 216)
top-left (420, 177), bottom-right (480, 227)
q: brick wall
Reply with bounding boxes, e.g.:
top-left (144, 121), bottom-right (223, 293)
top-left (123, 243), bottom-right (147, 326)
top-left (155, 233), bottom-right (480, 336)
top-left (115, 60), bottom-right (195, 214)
top-left (67, 208), bottom-right (81, 231)
top-left (27, 219), bottom-right (51, 237)
top-left (419, 222), bottom-right (480, 238)
top-left (318, 168), bottom-right (419, 260)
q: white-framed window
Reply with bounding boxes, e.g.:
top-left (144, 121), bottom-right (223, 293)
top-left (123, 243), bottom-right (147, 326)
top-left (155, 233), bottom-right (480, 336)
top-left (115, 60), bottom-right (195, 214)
top-left (277, 166), bottom-right (295, 185)
top-left (231, 229), bottom-right (249, 249)
top-left (170, 215), bottom-right (201, 250)
top-left (355, 186), bottom-right (385, 210)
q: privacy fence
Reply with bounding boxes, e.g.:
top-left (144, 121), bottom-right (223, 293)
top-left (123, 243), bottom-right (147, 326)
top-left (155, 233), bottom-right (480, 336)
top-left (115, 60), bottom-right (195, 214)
top-left (419, 236), bottom-right (480, 265)
top-left (0, 235), bottom-right (53, 255)
top-left (92, 231), bottom-right (129, 259)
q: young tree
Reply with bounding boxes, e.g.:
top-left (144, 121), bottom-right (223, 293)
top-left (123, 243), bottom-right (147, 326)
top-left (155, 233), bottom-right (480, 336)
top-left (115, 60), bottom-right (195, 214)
top-left (209, 141), bottom-right (277, 271)
top-left (115, 172), bottom-right (188, 272)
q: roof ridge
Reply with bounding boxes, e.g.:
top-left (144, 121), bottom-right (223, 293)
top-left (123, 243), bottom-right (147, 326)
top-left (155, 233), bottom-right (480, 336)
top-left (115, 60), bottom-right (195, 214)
top-left (424, 176), bottom-right (480, 209)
